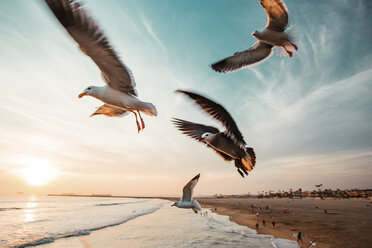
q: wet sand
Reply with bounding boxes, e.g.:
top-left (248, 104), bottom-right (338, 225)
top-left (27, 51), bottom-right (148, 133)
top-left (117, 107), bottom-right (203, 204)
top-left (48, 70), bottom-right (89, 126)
top-left (161, 197), bottom-right (372, 248)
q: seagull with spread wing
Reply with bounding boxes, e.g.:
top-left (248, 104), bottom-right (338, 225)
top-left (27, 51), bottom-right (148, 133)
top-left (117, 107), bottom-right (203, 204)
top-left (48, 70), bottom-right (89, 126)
top-left (172, 90), bottom-right (256, 178)
top-left (172, 173), bottom-right (202, 213)
top-left (45, 0), bottom-right (157, 133)
top-left (211, 0), bottom-right (297, 73)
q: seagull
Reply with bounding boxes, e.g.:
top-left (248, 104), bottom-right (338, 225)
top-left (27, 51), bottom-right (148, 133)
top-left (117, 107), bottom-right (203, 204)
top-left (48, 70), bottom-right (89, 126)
top-left (211, 0), bottom-right (297, 73)
top-left (45, 0), bottom-right (157, 133)
top-left (172, 173), bottom-right (202, 213)
top-left (172, 90), bottom-right (256, 178)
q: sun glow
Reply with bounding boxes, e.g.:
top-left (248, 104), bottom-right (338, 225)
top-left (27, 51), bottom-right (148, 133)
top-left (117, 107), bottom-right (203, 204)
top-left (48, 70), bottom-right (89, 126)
top-left (17, 157), bottom-right (58, 186)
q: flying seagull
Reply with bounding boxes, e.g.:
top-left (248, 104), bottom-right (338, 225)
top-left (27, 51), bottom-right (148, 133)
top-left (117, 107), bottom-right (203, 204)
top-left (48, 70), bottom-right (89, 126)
top-left (45, 0), bottom-right (157, 133)
top-left (211, 0), bottom-right (297, 73)
top-left (172, 173), bottom-right (202, 213)
top-left (172, 90), bottom-right (256, 178)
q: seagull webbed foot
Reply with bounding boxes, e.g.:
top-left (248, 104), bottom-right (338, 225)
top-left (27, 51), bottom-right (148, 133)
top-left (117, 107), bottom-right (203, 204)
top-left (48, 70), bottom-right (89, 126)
top-left (292, 43), bottom-right (298, 51)
top-left (137, 110), bottom-right (145, 130)
top-left (282, 46), bottom-right (293, 57)
top-left (136, 121), bottom-right (141, 133)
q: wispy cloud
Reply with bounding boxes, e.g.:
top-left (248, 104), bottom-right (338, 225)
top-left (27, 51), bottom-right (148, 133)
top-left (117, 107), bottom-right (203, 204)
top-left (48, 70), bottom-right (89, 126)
top-left (140, 13), bottom-right (167, 54)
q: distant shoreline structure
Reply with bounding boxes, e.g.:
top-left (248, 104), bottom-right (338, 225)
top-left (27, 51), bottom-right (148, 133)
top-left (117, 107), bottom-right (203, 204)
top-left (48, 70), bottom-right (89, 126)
top-left (219, 188), bottom-right (372, 200)
top-left (47, 188), bottom-right (372, 200)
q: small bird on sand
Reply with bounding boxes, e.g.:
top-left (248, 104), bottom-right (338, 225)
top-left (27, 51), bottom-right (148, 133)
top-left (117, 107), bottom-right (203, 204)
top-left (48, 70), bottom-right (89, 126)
top-left (45, 0), bottom-right (157, 133)
top-left (307, 240), bottom-right (317, 248)
top-left (172, 90), bottom-right (256, 178)
top-left (172, 174), bottom-right (202, 213)
top-left (211, 0), bottom-right (297, 73)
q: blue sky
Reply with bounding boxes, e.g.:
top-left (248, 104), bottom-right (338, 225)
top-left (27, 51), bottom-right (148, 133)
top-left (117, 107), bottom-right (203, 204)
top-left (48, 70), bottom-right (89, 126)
top-left (0, 0), bottom-right (371, 196)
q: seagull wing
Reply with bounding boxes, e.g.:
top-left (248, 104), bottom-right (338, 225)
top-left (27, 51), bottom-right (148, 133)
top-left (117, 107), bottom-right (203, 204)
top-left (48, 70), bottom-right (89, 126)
top-left (45, 0), bottom-right (137, 96)
top-left (171, 118), bottom-right (233, 161)
top-left (176, 90), bottom-right (246, 148)
top-left (90, 104), bottom-right (128, 117)
top-left (172, 118), bottom-right (219, 141)
top-left (182, 174), bottom-right (200, 202)
top-left (260, 0), bottom-right (289, 32)
top-left (211, 41), bottom-right (273, 73)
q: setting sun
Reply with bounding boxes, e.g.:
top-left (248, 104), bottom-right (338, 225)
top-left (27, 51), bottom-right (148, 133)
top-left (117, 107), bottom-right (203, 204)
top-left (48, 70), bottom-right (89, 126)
top-left (17, 157), bottom-right (58, 186)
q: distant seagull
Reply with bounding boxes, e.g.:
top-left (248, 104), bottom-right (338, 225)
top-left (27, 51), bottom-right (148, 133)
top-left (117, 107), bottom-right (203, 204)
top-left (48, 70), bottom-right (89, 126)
top-left (211, 0), bottom-right (297, 73)
top-left (172, 173), bottom-right (202, 213)
top-left (45, 0), bottom-right (157, 133)
top-left (172, 90), bottom-right (256, 178)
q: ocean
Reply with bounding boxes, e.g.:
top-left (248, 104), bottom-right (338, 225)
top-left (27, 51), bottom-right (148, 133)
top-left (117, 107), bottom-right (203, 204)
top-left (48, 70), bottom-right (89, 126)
top-left (0, 195), bottom-right (299, 248)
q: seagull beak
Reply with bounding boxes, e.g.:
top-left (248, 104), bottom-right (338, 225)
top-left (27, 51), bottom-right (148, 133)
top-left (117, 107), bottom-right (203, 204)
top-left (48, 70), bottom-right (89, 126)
top-left (78, 92), bottom-right (86, 98)
top-left (171, 203), bottom-right (175, 207)
top-left (198, 137), bottom-right (204, 142)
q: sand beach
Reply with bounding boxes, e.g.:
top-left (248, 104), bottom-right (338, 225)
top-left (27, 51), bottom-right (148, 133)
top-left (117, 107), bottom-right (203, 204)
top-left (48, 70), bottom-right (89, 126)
top-left (194, 197), bottom-right (372, 248)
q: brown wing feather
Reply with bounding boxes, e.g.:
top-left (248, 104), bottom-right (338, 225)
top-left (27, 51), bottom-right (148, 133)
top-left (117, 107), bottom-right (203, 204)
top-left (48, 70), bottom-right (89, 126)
top-left (90, 104), bottom-right (128, 117)
top-left (260, 0), bottom-right (289, 32)
top-left (45, 0), bottom-right (137, 95)
top-left (176, 90), bottom-right (246, 148)
top-left (171, 118), bottom-right (233, 161)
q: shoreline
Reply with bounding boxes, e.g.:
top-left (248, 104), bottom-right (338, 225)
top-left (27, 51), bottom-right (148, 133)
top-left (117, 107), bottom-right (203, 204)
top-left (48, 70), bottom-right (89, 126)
top-left (161, 197), bottom-right (371, 248)
top-left (29, 194), bottom-right (372, 248)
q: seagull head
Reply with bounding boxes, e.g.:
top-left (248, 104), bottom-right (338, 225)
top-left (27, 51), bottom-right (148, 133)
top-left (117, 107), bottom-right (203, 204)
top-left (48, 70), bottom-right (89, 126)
top-left (252, 30), bottom-right (260, 39)
top-left (199, 132), bottom-right (214, 142)
top-left (78, 86), bottom-right (97, 98)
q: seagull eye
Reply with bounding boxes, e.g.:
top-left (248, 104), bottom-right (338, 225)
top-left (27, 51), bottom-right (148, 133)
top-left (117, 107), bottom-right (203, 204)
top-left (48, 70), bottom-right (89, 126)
top-left (87, 87), bottom-right (91, 90)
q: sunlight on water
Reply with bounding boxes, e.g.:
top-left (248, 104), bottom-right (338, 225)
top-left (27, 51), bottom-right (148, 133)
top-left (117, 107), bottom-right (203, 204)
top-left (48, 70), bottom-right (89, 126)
top-left (24, 196), bottom-right (37, 222)
top-left (27, 202), bottom-right (37, 208)
top-left (24, 209), bottom-right (35, 222)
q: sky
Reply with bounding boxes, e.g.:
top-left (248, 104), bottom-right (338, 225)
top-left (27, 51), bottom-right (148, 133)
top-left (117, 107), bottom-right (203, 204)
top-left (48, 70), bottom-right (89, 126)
top-left (0, 0), bottom-right (371, 196)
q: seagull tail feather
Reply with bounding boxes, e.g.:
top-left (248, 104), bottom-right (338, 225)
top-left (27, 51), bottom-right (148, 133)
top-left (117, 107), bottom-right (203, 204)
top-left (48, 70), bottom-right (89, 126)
top-left (140, 102), bottom-right (157, 116)
top-left (242, 147), bottom-right (256, 172)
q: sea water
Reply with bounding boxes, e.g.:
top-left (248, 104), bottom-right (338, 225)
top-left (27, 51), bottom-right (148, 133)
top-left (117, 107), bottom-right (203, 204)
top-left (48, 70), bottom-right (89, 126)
top-left (0, 195), bottom-right (299, 248)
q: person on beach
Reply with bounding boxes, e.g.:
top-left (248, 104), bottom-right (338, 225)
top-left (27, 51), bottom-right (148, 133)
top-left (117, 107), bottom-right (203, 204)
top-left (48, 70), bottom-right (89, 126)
top-left (256, 212), bottom-right (260, 217)
top-left (297, 232), bottom-right (303, 243)
top-left (255, 223), bottom-right (259, 229)
top-left (272, 221), bottom-right (276, 228)
top-left (262, 219), bottom-right (266, 227)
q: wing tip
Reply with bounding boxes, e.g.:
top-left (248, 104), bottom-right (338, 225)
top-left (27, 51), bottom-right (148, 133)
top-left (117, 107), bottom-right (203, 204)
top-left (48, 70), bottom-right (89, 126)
top-left (171, 117), bottom-right (183, 125)
top-left (211, 61), bottom-right (228, 73)
top-left (193, 173), bottom-right (201, 181)
top-left (211, 59), bottom-right (242, 73)
top-left (175, 89), bottom-right (203, 101)
top-left (175, 89), bottom-right (188, 95)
